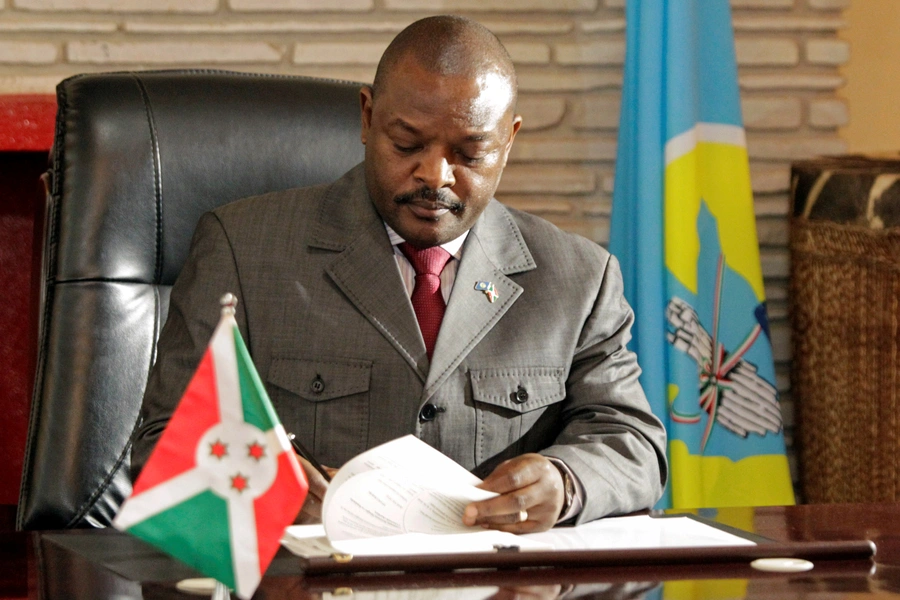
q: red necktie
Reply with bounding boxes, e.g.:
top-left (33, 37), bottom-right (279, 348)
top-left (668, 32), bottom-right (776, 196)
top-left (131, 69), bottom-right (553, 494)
top-left (398, 242), bottom-right (452, 359)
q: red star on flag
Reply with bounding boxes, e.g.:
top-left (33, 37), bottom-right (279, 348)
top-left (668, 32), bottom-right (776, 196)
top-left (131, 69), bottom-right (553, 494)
top-left (230, 473), bottom-right (249, 493)
top-left (247, 441), bottom-right (266, 461)
top-left (209, 439), bottom-right (228, 459)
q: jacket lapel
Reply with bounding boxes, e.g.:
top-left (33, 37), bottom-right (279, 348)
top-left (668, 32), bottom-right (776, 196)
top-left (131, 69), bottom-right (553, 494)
top-left (312, 166), bottom-right (429, 382)
top-left (424, 200), bottom-right (536, 396)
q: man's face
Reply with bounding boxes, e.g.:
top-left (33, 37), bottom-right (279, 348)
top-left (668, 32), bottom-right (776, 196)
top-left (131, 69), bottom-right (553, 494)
top-left (360, 55), bottom-right (522, 248)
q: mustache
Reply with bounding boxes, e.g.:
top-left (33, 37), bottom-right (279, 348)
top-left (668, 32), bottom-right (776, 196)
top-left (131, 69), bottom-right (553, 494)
top-left (393, 187), bottom-right (464, 211)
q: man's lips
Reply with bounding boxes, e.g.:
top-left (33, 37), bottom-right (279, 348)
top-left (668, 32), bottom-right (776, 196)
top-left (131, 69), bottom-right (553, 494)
top-left (405, 202), bottom-right (452, 219)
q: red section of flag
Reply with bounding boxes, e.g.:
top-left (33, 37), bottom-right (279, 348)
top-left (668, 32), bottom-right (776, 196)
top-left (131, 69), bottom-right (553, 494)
top-left (133, 349), bottom-right (221, 495)
top-left (254, 450), bottom-right (308, 573)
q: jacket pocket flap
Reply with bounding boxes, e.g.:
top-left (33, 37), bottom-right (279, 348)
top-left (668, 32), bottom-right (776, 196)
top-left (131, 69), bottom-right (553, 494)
top-left (470, 367), bottom-right (566, 414)
top-left (268, 357), bottom-right (372, 402)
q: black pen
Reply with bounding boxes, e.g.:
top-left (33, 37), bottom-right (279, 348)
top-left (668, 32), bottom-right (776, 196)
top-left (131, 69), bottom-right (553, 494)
top-left (287, 432), bottom-right (332, 482)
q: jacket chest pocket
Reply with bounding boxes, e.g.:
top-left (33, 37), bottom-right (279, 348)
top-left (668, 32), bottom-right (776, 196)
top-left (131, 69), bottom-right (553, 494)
top-left (469, 367), bottom-right (566, 466)
top-left (267, 357), bottom-right (372, 465)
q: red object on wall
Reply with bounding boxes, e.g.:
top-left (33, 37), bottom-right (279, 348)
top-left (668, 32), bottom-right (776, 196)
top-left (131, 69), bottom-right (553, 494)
top-left (0, 95), bottom-right (56, 151)
top-left (0, 94), bottom-right (56, 507)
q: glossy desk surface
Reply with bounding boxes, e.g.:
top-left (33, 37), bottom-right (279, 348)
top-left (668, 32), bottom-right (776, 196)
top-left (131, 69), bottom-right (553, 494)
top-left (3, 502), bottom-right (900, 599)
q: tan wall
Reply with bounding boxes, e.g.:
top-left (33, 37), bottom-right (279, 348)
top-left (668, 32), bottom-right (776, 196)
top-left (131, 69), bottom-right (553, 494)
top-left (0, 0), bottom-right (855, 490)
top-left (838, 0), bottom-right (900, 153)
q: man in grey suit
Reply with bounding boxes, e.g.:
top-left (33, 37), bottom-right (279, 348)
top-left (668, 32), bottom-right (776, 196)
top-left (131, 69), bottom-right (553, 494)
top-left (133, 15), bottom-right (667, 533)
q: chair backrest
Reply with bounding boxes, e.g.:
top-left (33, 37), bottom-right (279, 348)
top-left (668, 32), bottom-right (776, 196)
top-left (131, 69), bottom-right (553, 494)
top-left (18, 70), bottom-right (366, 529)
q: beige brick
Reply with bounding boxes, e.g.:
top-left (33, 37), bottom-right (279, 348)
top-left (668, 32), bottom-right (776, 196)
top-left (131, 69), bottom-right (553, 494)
top-left (756, 217), bottom-right (789, 246)
top-left (731, 0), bottom-right (794, 7)
top-left (384, 0), bottom-right (597, 10)
top-left (0, 41), bottom-right (57, 64)
top-left (293, 42), bottom-right (386, 65)
top-left (583, 197), bottom-right (612, 216)
top-left (740, 73), bottom-right (843, 90)
top-left (486, 20), bottom-right (573, 34)
top-left (765, 281), bottom-right (788, 302)
top-left (601, 172), bottom-right (615, 194)
top-left (742, 96), bottom-right (802, 129)
top-left (766, 300), bottom-right (789, 321)
top-left (125, 20), bottom-right (404, 34)
top-left (570, 94), bottom-right (620, 130)
top-left (68, 41), bottom-right (283, 64)
top-left (548, 217), bottom-right (608, 244)
top-left (580, 19), bottom-right (625, 33)
top-left (733, 16), bottom-right (845, 31)
top-left (15, 0), bottom-right (217, 11)
top-left (229, 0), bottom-right (372, 11)
top-left (0, 19), bottom-right (117, 31)
top-left (0, 73), bottom-right (67, 93)
top-left (751, 166), bottom-right (791, 193)
top-left (808, 0), bottom-right (849, 9)
top-left (518, 70), bottom-right (621, 92)
top-left (806, 39), bottom-right (849, 66)
top-left (748, 135), bottom-right (846, 160)
top-left (510, 137), bottom-right (617, 162)
top-left (516, 97), bottom-right (566, 131)
top-left (495, 196), bottom-right (574, 215)
top-left (605, 0), bottom-right (624, 7)
top-left (770, 322), bottom-right (791, 362)
top-left (293, 65), bottom-right (374, 83)
top-left (735, 39), bottom-right (799, 66)
top-left (761, 249), bottom-right (790, 278)
top-left (755, 194), bottom-right (790, 217)
top-left (556, 40), bottom-right (625, 66)
top-left (498, 164), bottom-right (596, 194)
top-left (809, 98), bottom-right (849, 128)
top-left (504, 42), bottom-right (550, 65)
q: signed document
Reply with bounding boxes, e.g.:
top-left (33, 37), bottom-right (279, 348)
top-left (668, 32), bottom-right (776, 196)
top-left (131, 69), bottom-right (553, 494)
top-left (282, 435), bottom-right (546, 557)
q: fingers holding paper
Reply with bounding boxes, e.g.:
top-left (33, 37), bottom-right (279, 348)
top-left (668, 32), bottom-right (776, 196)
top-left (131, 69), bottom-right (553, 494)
top-left (294, 456), bottom-right (334, 524)
top-left (462, 453), bottom-right (565, 533)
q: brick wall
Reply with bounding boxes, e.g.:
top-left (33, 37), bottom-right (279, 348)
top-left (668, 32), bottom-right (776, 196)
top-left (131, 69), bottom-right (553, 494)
top-left (0, 0), bottom-right (851, 493)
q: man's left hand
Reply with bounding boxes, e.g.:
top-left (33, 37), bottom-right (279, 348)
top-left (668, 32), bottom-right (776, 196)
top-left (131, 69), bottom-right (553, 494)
top-left (462, 453), bottom-right (565, 533)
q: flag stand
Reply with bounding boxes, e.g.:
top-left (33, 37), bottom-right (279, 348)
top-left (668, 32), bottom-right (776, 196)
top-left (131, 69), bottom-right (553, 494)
top-left (213, 580), bottom-right (231, 600)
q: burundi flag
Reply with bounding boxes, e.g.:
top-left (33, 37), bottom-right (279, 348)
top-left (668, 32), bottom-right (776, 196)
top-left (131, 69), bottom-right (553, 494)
top-left (609, 0), bottom-right (795, 509)
top-left (114, 295), bottom-right (308, 599)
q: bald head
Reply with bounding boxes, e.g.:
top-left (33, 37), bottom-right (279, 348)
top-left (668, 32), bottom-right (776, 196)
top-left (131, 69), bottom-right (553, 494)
top-left (372, 15), bottom-right (517, 109)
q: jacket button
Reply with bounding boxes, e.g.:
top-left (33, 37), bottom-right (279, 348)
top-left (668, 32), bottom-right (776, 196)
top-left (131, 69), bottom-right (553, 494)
top-left (513, 386), bottom-right (528, 404)
top-left (310, 375), bottom-right (325, 394)
top-left (419, 403), bottom-right (438, 422)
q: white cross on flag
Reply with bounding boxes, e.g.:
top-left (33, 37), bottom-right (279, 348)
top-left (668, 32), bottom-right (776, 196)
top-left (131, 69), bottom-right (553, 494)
top-left (114, 297), bottom-right (308, 599)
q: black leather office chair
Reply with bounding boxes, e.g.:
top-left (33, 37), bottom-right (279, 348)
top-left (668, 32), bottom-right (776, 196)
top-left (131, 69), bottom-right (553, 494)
top-left (18, 70), bottom-right (365, 530)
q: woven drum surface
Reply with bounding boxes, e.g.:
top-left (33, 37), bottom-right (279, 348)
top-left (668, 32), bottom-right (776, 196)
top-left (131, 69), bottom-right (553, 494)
top-left (790, 154), bottom-right (900, 503)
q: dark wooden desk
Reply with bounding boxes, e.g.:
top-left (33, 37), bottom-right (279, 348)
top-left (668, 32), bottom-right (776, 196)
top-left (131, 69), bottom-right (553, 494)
top-left (2, 502), bottom-right (900, 599)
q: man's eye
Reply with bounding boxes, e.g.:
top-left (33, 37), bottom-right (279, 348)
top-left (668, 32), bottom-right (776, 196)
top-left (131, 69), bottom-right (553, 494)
top-left (394, 144), bottom-right (419, 154)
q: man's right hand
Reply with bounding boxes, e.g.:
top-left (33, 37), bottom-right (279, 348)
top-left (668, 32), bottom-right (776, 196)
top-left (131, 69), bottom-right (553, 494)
top-left (294, 456), bottom-right (334, 524)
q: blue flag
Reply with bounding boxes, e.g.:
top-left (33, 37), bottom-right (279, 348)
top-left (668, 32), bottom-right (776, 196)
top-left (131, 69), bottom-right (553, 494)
top-left (609, 0), bottom-right (795, 509)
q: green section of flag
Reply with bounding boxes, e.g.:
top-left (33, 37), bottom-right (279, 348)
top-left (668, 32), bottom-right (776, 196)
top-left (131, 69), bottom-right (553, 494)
top-left (127, 489), bottom-right (235, 590)
top-left (233, 326), bottom-right (277, 432)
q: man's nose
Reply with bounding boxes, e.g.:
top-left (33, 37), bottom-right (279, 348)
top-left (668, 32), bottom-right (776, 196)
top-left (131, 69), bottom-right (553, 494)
top-left (414, 150), bottom-right (456, 189)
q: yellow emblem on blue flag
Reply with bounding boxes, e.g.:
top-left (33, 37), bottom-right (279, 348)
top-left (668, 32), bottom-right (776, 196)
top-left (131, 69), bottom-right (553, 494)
top-left (609, 0), bottom-right (795, 509)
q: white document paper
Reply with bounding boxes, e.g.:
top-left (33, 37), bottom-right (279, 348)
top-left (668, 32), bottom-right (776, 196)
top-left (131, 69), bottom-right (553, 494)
top-left (321, 435), bottom-right (498, 542)
top-left (521, 514), bottom-right (756, 550)
top-left (280, 435), bottom-right (756, 560)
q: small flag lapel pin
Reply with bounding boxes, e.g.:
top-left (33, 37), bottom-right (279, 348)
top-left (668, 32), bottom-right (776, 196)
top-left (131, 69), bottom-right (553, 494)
top-left (474, 281), bottom-right (499, 303)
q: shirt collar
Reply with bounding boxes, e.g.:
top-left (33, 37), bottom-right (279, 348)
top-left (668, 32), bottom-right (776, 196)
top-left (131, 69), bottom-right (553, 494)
top-left (384, 223), bottom-right (468, 260)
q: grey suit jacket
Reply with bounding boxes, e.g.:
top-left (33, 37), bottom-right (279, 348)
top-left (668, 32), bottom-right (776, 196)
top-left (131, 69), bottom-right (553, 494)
top-left (133, 164), bottom-right (667, 523)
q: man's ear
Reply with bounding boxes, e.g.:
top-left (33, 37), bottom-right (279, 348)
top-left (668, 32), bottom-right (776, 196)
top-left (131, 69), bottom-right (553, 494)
top-left (501, 115), bottom-right (523, 168)
top-left (360, 85), bottom-right (374, 145)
